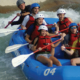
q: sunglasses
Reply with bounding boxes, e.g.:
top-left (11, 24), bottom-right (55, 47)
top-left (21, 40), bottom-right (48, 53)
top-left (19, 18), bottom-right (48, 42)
top-left (71, 27), bottom-right (77, 29)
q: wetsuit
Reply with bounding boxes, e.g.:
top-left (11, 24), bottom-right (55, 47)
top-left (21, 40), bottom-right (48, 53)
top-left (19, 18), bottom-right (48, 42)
top-left (11, 5), bottom-right (31, 26)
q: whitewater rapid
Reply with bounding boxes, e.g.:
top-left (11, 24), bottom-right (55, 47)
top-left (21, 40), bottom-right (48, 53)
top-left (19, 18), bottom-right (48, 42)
top-left (0, 8), bottom-right (80, 29)
top-left (0, 8), bottom-right (80, 80)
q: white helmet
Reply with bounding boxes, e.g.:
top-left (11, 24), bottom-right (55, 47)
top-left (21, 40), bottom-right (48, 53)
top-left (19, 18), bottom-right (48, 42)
top-left (57, 8), bottom-right (66, 15)
top-left (35, 13), bottom-right (44, 19)
top-left (38, 25), bottom-right (48, 31)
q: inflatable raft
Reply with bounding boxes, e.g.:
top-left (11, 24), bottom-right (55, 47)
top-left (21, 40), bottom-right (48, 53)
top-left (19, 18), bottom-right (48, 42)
top-left (9, 18), bottom-right (80, 80)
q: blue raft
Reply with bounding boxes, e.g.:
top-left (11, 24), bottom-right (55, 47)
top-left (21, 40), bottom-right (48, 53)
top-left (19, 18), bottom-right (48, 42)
top-left (9, 18), bottom-right (80, 80)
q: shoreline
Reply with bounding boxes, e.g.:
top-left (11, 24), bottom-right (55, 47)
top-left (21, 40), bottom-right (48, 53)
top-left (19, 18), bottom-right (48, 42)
top-left (0, 0), bottom-right (80, 13)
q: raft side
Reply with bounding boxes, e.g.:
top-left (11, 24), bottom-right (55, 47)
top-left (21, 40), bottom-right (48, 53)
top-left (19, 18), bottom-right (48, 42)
top-left (9, 18), bottom-right (80, 80)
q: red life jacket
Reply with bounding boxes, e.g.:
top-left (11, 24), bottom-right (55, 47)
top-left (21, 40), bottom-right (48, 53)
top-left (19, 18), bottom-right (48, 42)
top-left (68, 33), bottom-right (78, 46)
top-left (37, 36), bottom-right (51, 52)
top-left (57, 17), bottom-right (71, 34)
top-left (30, 25), bottom-right (40, 40)
top-left (26, 15), bottom-right (35, 29)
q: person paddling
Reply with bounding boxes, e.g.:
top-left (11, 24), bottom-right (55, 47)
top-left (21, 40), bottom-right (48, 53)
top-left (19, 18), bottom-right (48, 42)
top-left (9, 0), bottom-right (31, 26)
top-left (61, 23), bottom-right (79, 60)
top-left (31, 25), bottom-right (64, 67)
top-left (57, 8), bottom-right (73, 34)
top-left (21, 3), bottom-right (43, 30)
top-left (25, 13), bottom-right (59, 43)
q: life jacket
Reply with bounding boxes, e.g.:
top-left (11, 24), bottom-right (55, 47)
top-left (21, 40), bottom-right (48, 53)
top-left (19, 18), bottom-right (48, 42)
top-left (26, 15), bottom-right (35, 29)
top-left (68, 33), bottom-right (78, 46)
top-left (37, 36), bottom-right (51, 52)
top-left (57, 17), bottom-right (71, 34)
top-left (30, 25), bottom-right (40, 40)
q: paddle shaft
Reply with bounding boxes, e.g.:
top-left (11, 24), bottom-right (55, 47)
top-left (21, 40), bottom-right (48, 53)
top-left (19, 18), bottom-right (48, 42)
top-left (4, 24), bottom-right (69, 33)
top-left (49, 28), bottom-right (69, 38)
top-left (59, 28), bottom-right (69, 33)
top-left (33, 39), bottom-right (61, 54)
top-left (16, 24), bottom-right (56, 31)
top-left (66, 47), bottom-right (80, 50)
top-left (5, 16), bottom-right (17, 28)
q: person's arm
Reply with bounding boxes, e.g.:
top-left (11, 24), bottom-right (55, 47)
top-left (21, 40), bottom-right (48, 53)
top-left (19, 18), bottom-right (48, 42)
top-left (62, 34), bottom-right (70, 45)
top-left (25, 34), bottom-right (32, 43)
top-left (68, 17), bottom-right (73, 23)
top-left (21, 15), bottom-right (29, 29)
top-left (11, 16), bottom-right (23, 26)
top-left (32, 37), bottom-right (38, 51)
top-left (48, 23), bottom-right (59, 34)
top-left (47, 32), bottom-right (56, 36)
top-left (51, 40), bottom-right (62, 48)
top-left (61, 39), bottom-right (78, 55)
top-left (50, 47), bottom-right (55, 56)
top-left (43, 19), bottom-right (47, 25)
top-left (25, 24), bottom-right (34, 42)
top-left (46, 31), bottom-right (58, 37)
top-left (53, 23), bottom-right (59, 34)
top-left (61, 45), bottom-right (75, 55)
top-left (51, 35), bottom-right (64, 48)
top-left (21, 12), bottom-right (30, 16)
top-left (46, 22), bottom-right (59, 31)
top-left (19, 5), bottom-right (31, 17)
top-left (52, 41), bottom-right (61, 48)
top-left (50, 39), bottom-right (55, 56)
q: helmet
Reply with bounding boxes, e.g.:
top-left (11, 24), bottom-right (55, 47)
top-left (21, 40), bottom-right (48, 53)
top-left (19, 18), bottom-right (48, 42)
top-left (57, 8), bottom-right (66, 15)
top-left (38, 25), bottom-right (48, 31)
top-left (69, 23), bottom-right (78, 28)
top-left (17, 0), bottom-right (25, 7)
top-left (35, 13), bottom-right (44, 19)
top-left (31, 3), bottom-right (40, 10)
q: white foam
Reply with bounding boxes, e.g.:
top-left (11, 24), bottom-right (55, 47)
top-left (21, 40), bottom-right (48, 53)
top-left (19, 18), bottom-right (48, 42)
top-left (0, 11), bottom-right (20, 29)
top-left (0, 8), bottom-right (80, 29)
top-left (39, 8), bottom-right (80, 23)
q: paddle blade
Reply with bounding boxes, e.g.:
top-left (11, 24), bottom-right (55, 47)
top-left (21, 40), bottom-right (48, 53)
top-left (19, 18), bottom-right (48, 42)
top-left (0, 32), bottom-right (13, 37)
top-left (0, 29), bottom-right (18, 33)
top-left (5, 44), bottom-right (23, 53)
top-left (0, 29), bottom-right (19, 37)
top-left (12, 53), bottom-right (34, 67)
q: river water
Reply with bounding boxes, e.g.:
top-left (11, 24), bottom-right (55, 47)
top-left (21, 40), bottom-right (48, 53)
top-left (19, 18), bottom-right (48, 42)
top-left (0, 7), bottom-right (80, 80)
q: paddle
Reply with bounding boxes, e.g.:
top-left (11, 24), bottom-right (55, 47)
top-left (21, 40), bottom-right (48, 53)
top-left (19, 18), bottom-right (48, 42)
top-left (4, 16), bottom-right (17, 28)
top-left (59, 28), bottom-right (69, 33)
top-left (66, 47), bottom-right (80, 50)
top-left (5, 43), bottom-right (29, 53)
top-left (0, 28), bottom-right (24, 37)
top-left (0, 24), bottom-right (54, 37)
top-left (12, 38), bottom-right (61, 67)
top-left (5, 32), bottom-right (62, 54)
top-left (5, 34), bottom-right (57, 54)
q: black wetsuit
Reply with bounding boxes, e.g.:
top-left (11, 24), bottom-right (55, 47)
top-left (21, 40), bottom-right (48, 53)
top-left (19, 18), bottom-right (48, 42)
top-left (11, 5), bottom-right (31, 26)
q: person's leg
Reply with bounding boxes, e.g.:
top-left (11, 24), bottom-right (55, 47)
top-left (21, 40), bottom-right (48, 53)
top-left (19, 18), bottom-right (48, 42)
top-left (49, 56), bottom-right (62, 66)
top-left (37, 55), bottom-right (53, 67)
top-left (71, 58), bottom-right (80, 66)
